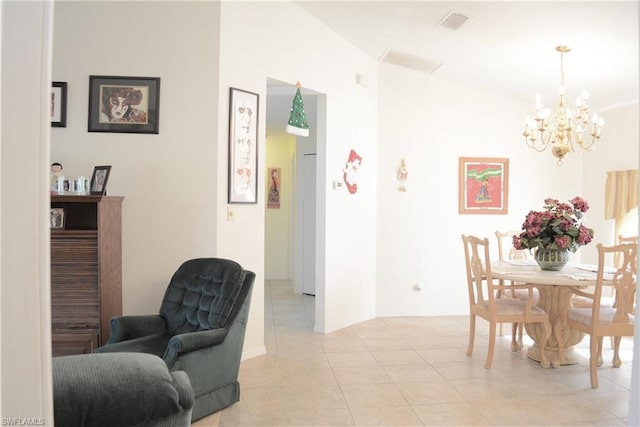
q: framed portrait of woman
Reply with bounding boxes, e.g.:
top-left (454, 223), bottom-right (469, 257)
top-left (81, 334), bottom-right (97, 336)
top-left (88, 75), bottom-right (160, 134)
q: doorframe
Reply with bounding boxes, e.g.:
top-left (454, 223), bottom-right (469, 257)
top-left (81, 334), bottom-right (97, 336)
top-left (264, 79), bottom-right (327, 333)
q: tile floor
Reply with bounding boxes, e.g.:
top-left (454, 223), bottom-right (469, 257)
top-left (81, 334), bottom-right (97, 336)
top-left (192, 279), bottom-right (634, 426)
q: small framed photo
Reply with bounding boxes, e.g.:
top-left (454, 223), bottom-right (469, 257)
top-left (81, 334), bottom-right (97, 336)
top-left (50, 208), bottom-right (65, 229)
top-left (51, 82), bottom-right (67, 127)
top-left (228, 87), bottom-right (259, 204)
top-left (458, 157), bottom-right (509, 215)
top-left (88, 75), bottom-right (160, 134)
top-left (90, 165), bottom-right (112, 196)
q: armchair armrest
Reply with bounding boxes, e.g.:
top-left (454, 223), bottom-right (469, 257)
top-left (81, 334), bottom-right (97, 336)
top-left (107, 315), bottom-right (166, 344)
top-left (164, 328), bottom-right (228, 366)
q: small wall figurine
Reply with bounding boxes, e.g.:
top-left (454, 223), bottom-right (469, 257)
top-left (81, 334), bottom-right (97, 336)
top-left (398, 158), bottom-right (408, 192)
top-left (343, 149), bottom-right (362, 194)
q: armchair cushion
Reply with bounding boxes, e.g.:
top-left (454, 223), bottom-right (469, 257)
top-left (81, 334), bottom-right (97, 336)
top-left (53, 352), bottom-right (194, 427)
top-left (160, 258), bottom-right (246, 334)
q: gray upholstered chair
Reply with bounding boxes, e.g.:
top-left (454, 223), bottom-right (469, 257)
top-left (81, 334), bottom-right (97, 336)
top-left (53, 352), bottom-right (194, 427)
top-left (95, 258), bottom-right (255, 421)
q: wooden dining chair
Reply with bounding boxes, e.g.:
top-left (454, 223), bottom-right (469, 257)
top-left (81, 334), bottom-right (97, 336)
top-left (462, 234), bottom-right (552, 369)
top-left (570, 235), bottom-right (636, 356)
top-left (494, 230), bottom-right (538, 351)
top-left (562, 242), bottom-right (637, 388)
top-left (571, 235), bottom-right (635, 309)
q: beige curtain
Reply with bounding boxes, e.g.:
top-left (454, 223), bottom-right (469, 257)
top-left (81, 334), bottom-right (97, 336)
top-left (605, 169), bottom-right (638, 240)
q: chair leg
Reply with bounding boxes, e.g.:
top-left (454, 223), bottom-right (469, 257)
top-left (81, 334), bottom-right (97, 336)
top-left (538, 319), bottom-right (551, 368)
top-left (518, 322), bottom-right (524, 349)
top-left (466, 314), bottom-right (476, 357)
top-left (485, 322), bottom-right (496, 369)
top-left (590, 336), bottom-right (599, 389)
top-left (612, 336), bottom-right (622, 368)
top-left (510, 323), bottom-right (522, 352)
top-left (597, 336), bottom-right (604, 367)
top-left (496, 289), bottom-right (504, 337)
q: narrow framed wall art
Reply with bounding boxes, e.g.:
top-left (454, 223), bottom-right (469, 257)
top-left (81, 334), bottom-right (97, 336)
top-left (228, 87), bottom-right (259, 204)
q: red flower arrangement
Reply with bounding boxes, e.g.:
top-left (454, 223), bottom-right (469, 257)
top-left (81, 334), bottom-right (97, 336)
top-left (513, 197), bottom-right (594, 252)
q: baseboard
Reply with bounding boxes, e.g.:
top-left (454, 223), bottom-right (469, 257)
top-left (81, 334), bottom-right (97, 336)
top-left (241, 345), bottom-right (266, 361)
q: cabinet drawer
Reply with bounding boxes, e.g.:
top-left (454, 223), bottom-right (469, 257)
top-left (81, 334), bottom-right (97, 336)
top-left (52, 333), bottom-right (99, 356)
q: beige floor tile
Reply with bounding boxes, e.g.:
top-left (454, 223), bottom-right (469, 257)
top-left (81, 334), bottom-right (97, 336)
top-left (280, 364), bottom-right (338, 386)
top-left (285, 407), bottom-right (355, 426)
top-left (326, 351), bottom-right (379, 367)
top-left (371, 349), bottom-right (426, 366)
top-left (429, 360), bottom-right (494, 381)
top-left (283, 385), bottom-right (348, 409)
top-left (530, 395), bottom-right (624, 424)
top-left (412, 402), bottom-right (492, 426)
top-left (237, 365), bottom-right (283, 388)
top-left (502, 375), bottom-right (573, 398)
top-left (403, 335), bottom-right (458, 350)
top-left (362, 337), bottom-right (411, 351)
top-left (276, 336), bottom-right (324, 354)
top-left (449, 378), bottom-right (515, 401)
top-left (418, 347), bottom-right (472, 364)
top-left (349, 405), bottom-right (423, 426)
top-left (383, 363), bottom-right (443, 383)
top-left (397, 380), bottom-right (466, 405)
top-left (471, 398), bottom-right (552, 425)
top-left (340, 383), bottom-right (408, 408)
top-left (321, 338), bottom-right (369, 353)
top-left (332, 364), bottom-right (393, 385)
top-left (581, 390), bottom-right (630, 418)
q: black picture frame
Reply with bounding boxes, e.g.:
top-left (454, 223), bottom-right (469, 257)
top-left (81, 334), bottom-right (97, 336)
top-left (228, 87), bottom-right (259, 204)
top-left (50, 208), bottom-right (65, 229)
top-left (51, 81), bottom-right (67, 127)
top-left (90, 165), bottom-right (112, 196)
top-left (88, 75), bottom-right (160, 134)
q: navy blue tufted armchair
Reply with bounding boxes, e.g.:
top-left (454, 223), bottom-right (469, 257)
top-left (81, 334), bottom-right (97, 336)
top-left (95, 258), bottom-right (255, 421)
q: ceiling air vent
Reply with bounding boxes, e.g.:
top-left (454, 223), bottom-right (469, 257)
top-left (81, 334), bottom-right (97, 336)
top-left (380, 49), bottom-right (443, 75)
top-left (438, 10), bottom-right (470, 31)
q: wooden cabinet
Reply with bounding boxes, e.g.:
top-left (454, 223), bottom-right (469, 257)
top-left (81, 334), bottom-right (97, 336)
top-left (51, 195), bottom-right (123, 356)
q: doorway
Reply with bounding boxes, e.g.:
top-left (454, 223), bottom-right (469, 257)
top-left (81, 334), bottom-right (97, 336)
top-left (264, 78), bottom-right (325, 331)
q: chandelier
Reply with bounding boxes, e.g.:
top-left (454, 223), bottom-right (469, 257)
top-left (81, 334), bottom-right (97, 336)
top-left (522, 46), bottom-right (604, 165)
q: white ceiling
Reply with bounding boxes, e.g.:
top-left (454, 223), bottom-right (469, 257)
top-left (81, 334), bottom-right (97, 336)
top-left (295, 0), bottom-right (639, 112)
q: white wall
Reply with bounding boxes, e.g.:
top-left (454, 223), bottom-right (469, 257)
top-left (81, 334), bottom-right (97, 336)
top-left (581, 103), bottom-right (639, 264)
top-left (217, 1), bottom-right (379, 334)
top-left (376, 62), bottom-right (597, 317)
top-left (51, 0), bottom-right (223, 326)
top-left (1, 1), bottom-right (54, 420)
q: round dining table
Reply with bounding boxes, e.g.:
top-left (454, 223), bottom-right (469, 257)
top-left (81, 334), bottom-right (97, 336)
top-left (491, 259), bottom-right (613, 366)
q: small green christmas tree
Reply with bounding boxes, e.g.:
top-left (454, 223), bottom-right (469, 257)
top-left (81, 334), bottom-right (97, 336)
top-left (286, 82), bottom-right (309, 137)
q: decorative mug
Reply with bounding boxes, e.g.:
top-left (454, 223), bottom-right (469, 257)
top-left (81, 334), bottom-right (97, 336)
top-left (74, 177), bottom-right (85, 195)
